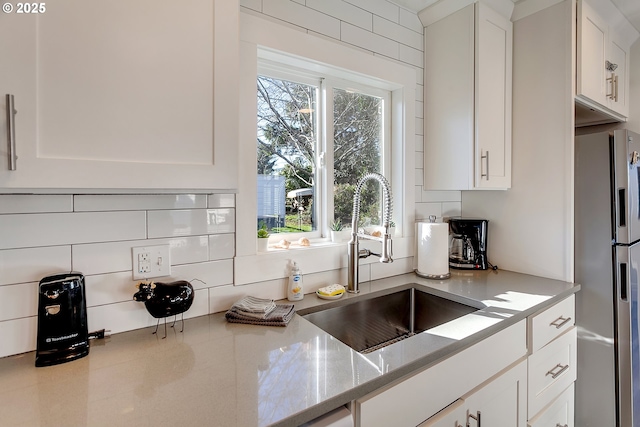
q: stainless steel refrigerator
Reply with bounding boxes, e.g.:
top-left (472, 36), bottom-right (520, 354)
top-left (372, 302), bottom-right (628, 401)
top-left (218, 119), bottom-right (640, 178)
top-left (575, 129), bottom-right (640, 427)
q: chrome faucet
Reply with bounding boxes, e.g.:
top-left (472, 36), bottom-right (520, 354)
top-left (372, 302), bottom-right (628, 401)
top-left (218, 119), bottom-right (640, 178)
top-left (347, 172), bottom-right (393, 293)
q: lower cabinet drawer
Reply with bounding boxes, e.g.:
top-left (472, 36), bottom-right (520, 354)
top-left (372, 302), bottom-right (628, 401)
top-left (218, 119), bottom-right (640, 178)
top-left (528, 382), bottom-right (574, 427)
top-left (528, 327), bottom-right (577, 418)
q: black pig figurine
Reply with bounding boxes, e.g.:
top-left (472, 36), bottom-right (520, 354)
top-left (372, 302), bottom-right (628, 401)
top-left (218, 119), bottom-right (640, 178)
top-left (133, 280), bottom-right (194, 338)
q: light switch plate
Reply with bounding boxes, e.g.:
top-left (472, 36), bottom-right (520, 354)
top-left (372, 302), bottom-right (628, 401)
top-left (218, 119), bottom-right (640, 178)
top-left (132, 245), bottom-right (171, 280)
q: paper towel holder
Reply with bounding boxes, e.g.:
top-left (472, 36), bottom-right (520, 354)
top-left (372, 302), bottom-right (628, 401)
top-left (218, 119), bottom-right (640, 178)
top-left (415, 216), bottom-right (451, 280)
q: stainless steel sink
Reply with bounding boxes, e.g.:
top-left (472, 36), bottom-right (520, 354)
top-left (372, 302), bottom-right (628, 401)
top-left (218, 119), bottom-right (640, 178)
top-left (301, 285), bottom-right (482, 353)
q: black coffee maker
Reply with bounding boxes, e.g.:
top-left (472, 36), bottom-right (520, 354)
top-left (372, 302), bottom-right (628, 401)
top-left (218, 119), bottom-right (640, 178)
top-left (449, 218), bottom-right (489, 270)
top-left (35, 272), bottom-right (89, 367)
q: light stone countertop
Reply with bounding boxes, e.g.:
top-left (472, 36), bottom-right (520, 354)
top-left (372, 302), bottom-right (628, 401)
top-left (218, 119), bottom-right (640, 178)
top-left (0, 270), bottom-right (578, 427)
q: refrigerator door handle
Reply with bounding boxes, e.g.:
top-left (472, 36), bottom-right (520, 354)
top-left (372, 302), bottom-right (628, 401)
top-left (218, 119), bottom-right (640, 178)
top-left (618, 188), bottom-right (627, 228)
top-left (619, 262), bottom-right (628, 301)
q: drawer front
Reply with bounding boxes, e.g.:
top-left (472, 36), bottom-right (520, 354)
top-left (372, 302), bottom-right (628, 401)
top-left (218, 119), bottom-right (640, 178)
top-left (528, 383), bottom-right (574, 427)
top-left (530, 295), bottom-right (575, 352)
top-left (528, 327), bottom-right (577, 418)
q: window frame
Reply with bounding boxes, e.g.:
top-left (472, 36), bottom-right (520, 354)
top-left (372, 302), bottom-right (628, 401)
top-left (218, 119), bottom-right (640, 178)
top-left (256, 63), bottom-right (392, 243)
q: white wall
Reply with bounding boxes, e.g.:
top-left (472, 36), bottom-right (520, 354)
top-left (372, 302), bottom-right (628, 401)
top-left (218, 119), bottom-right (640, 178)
top-left (0, 0), bottom-right (448, 359)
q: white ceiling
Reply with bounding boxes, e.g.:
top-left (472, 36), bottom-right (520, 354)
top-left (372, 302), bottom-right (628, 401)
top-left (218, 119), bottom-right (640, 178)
top-left (391, 0), bottom-right (640, 33)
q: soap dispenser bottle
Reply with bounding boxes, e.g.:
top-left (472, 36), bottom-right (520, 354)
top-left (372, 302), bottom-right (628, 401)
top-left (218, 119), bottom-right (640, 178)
top-left (287, 261), bottom-right (304, 301)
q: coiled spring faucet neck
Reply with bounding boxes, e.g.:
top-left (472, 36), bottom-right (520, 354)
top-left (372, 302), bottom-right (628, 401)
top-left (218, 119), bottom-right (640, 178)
top-left (347, 172), bottom-right (394, 293)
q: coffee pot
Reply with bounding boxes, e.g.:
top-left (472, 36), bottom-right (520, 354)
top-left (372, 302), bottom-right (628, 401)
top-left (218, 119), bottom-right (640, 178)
top-left (449, 218), bottom-right (489, 270)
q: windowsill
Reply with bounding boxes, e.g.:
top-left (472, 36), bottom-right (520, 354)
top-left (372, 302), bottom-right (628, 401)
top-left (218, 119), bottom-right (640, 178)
top-left (258, 238), bottom-right (347, 253)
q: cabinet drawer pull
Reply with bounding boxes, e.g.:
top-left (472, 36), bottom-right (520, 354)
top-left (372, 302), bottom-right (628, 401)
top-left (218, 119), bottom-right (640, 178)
top-left (5, 94), bottom-right (17, 171)
top-left (556, 424), bottom-right (568, 427)
top-left (481, 151), bottom-right (489, 181)
top-left (467, 410), bottom-right (481, 427)
top-left (549, 315), bottom-right (571, 329)
top-left (546, 363), bottom-right (569, 379)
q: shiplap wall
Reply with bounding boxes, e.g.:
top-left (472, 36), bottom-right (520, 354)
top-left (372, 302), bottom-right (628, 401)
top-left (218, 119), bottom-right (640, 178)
top-left (0, 0), bottom-right (461, 359)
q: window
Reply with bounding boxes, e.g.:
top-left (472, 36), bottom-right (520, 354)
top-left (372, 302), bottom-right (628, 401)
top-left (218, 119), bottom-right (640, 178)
top-left (256, 64), bottom-right (390, 240)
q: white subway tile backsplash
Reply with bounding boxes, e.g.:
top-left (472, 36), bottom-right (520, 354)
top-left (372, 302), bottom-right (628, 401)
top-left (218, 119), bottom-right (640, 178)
top-left (240, 0), bottom-right (262, 12)
top-left (0, 195), bottom-right (73, 214)
top-left (0, 211), bottom-right (146, 250)
top-left (263, 0), bottom-right (341, 39)
top-left (0, 246), bottom-right (71, 286)
top-left (415, 134), bottom-right (424, 152)
top-left (87, 300), bottom-right (159, 335)
top-left (207, 194), bottom-right (236, 208)
top-left (147, 209), bottom-right (235, 239)
top-left (73, 236), bottom-right (209, 276)
top-left (442, 202), bottom-right (462, 218)
top-left (209, 234), bottom-right (235, 260)
top-left (306, 0), bottom-right (373, 31)
top-left (415, 185), bottom-right (423, 203)
top-left (172, 260), bottom-right (234, 290)
top-left (0, 283), bottom-right (38, 321)
top-left (371, 256), bottom-right (413, 280)
top-left (341, 21), bottom-right (399, 59)
top-left (74, 194), bottom-right (206, 212)
top-left (345, 0), bottom-right (399, 23)
top-left (421, 190), bottom-right (462, 203)
top-left (416, 100), bottom-right (424, 119)
top-left (0, 316), bottom-right (37, 358)
top-left (415, 168), bottom-right (424, 186)
top-left (399, 43), bottom-right (423, 68)
top-left (399, 7), bottom-right (424, 33)
top-left (85, 271), bottom-right (138, 307)
top-left (373, 15), bottom-right (422, 50)
top-left (415, 202), bottom-right (443, 220)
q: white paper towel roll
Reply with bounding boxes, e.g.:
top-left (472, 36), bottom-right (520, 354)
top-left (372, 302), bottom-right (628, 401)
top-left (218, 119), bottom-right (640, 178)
top-left (416, 221), bottom-right (450, 279)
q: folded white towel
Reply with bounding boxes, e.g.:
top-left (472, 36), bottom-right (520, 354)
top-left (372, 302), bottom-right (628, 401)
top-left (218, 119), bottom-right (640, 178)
top-left (232, 296), bottom-right (276, 314)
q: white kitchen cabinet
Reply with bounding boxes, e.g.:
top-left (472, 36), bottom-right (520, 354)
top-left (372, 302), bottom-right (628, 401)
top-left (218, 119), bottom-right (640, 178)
top-left (422, 1), bottom-right (512, 190)
top-left (420, 359), bottom-right (527, 427)
top-left (576, 0), bottom-right (636, 120)
top-left (527, 296), bottom-right (576, 424)
top-left (355, 320), bottom-right (526, 427)
top-left (0, 0), bottom-right (238, 192)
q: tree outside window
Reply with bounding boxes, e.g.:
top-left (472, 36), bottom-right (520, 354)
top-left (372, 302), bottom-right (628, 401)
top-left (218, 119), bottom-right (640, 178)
top-left (257, 74), bottom-right (386, 236)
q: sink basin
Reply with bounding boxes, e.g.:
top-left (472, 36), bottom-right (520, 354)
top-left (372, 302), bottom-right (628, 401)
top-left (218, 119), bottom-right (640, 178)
top-left (301, 285), bottom-right (482, 353)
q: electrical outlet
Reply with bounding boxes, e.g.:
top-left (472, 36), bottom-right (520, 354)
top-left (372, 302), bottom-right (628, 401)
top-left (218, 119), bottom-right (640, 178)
top-left (132, 245), bottom-right (171, 280)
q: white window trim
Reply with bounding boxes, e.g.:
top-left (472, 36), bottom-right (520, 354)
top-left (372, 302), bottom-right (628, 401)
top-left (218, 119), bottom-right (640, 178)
top-left (236, 12), bottom-right (416, 285)
top-left (257, 65), bottom-right (393, 242)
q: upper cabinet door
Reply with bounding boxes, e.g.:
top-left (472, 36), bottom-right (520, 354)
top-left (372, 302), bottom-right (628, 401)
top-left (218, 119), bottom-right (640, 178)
top-left (423, 1), bottom-right (512, 191)
top-left (576, 0), bottom-right (608, 107)
top-left (0, 0), bottom-right (239, 192)
top-left (475, 2), bottom-right (512, 189)
top-left (607, 31), bottom-right (629, 117)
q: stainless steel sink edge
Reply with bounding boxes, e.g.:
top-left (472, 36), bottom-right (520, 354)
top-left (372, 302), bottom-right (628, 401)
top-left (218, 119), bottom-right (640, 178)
top-left (297, 282), bottom-right (486, 317)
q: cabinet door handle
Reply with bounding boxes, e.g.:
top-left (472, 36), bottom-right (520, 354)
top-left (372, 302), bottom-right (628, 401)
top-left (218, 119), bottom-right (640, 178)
top-left (546, 363), bottom-right (569, 379)
top-left (607, 73), bottom-right (619, 102)
top-left (556, 424), bottom-right (568, 427)
top-left (5, 94), bottom-right (17, 171)
top-left (481, 151), bottom-right (489, 181)
top-left (607, 74), bottom-right (615, 99)
top-left (549, 315), bottom-right (571, 329)
top-left (467, 410), bottom-right (481, 427)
